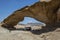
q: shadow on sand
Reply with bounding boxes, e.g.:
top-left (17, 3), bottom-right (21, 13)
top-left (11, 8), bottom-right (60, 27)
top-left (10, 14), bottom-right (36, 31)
top-left (3, 22), bottom-right (60, 35)
top-left (30, 22), bottom-right (60, 35)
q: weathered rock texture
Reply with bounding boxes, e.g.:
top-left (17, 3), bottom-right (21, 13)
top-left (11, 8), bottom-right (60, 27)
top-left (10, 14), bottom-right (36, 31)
top-left (1, 0), bottom-right (60, 29)
top-left (0, 25), bottom-right (60, 40)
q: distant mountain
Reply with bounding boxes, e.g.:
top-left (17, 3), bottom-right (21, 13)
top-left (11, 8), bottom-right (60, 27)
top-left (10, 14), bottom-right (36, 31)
top-left (25, 23), bottom-right (46, 26)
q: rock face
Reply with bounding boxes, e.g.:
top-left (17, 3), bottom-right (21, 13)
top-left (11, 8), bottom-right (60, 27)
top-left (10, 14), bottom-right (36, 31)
top-left (1, 0), bottom-right (60, 29)
top-left (0, 25), bottom-right (60, 40)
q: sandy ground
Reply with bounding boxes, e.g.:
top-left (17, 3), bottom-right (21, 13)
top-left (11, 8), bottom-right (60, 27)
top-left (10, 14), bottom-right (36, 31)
top-left (0, 25), bottom-right (60, 40)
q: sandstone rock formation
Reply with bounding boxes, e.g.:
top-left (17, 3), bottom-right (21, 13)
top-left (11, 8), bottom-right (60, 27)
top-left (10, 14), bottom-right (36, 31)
top-left (0, 24), bottom-right (60, 40)
top-left (1, 0), bottom-right (60, 30)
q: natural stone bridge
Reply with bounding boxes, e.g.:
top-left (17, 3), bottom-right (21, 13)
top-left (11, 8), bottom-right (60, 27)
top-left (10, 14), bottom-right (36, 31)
top-left (1, 0), bottom-right (60, 30)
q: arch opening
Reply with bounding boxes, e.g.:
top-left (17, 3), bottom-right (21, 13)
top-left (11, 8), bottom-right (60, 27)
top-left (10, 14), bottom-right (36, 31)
top-left (19, 17), bottom-right (46, 26)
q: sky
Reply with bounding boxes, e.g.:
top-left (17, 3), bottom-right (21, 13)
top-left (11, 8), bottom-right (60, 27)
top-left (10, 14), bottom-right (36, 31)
top-left (0, 0), bottom-right (42, 24)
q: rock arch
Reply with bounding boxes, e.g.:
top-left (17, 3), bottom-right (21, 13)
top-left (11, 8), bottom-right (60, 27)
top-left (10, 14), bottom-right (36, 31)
top-left (1, 0), bottom-right (60, 30)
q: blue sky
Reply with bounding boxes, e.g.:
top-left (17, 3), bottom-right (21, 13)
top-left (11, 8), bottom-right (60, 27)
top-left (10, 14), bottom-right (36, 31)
top-left (0, 0), bottom-right (42, 24)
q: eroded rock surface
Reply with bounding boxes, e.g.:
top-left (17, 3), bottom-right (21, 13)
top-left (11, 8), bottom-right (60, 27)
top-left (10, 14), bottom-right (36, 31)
top-left (0, 25), bottom-right (60, 40)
